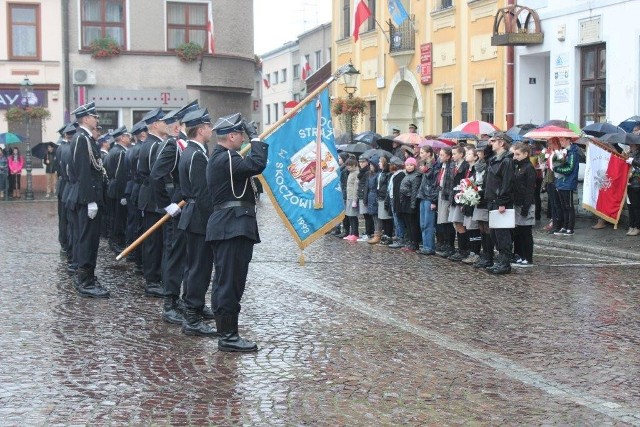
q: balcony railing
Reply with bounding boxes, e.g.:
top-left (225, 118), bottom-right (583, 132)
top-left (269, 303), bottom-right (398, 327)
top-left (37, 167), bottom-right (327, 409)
top-left (389, 16), bottom-right (415, 53)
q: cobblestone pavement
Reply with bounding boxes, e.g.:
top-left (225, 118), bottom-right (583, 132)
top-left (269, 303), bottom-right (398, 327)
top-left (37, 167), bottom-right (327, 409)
top-left (0, 199), bottom-right (638, 425)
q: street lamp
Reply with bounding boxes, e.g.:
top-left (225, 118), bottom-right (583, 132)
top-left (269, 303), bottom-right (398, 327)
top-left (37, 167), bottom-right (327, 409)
top-left (20, 76), bottom-right (34, 200)
top-left (341, 62), bottom-right (360, 143)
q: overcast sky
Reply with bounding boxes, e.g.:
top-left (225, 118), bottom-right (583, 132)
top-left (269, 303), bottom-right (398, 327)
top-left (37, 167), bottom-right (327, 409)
top-left (254, 0), bottom-right (332, 55)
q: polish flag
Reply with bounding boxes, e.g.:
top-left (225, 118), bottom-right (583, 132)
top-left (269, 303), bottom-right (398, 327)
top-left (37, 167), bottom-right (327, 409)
top-left (352, 0), bottom-right (372, 41)
top-left (207, 6), bottom-right (215, 54)
top-left (260, 71), bottom-right (270, 89)
top-left (582, 139), bottom-right (630, 223)
top-left (301, 56), bottom-right (311, 80)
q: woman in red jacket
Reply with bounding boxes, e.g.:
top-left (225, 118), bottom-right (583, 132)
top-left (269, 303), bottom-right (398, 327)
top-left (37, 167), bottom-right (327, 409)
top-left (8, 147), bottom-right (24, 199)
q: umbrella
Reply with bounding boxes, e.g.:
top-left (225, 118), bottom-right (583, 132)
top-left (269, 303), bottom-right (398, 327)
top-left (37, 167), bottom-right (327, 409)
top-left (353, 131), bottom-right (382, 145)
top-left (31, 141), bottom-right (58, 160)
top-left (397, 145), bottom-right (415, 156)
top-left (334, 133), bottom-right (351, 145)
top-left (361, 148), bottom-right (392, 160)
top-left (581, 122), bottom-right (626, 138)
top-left (600, 132), bottom-right (640, 145)
top-left (618, 116), bottom-right (640, 133)
top-left (506, 123), bottom-right (537, 141)
top-left (418, 139), bottom-right (450, 149)
top-left (376, 136), bottom-right (395, 152)
top-left (539, 120), bottom-right (582, 134)
top-left (523, 125), bottom-right (580, 140)
top-left (0, 132), bottom-right (26, 144)
top-left (439, 131), bottom-right (478, 140)
top-left (336, 142), bottom-right (369, 155)
top-left (393, 132), bottom-right (426, 146)
top-left (452, 120), bottom-right (500, 135)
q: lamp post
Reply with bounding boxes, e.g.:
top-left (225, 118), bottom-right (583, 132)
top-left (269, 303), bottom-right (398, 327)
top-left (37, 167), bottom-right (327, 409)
top-left (341, 62), bottom-right (360, 143)
top-left (20, 76), bottom-right (34, 200)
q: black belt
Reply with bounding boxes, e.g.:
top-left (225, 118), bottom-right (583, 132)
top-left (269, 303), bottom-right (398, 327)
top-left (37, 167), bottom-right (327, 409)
top-left (213, 201), bottom-right (255, 211)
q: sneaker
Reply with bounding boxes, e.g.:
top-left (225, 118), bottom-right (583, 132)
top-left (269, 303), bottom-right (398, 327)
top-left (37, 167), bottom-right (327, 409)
top-left (543, 222), bottom-right (553, 231)
top-left (564, 229), bottom-right (574, 236)
top-left (519, 260), bottom-right (533, 268)
top-left (462, 252), bottom-right (479, 264)
top-left (343, 234), bottom-right (354, 240)
top-left (346, 235), bottom-right (359, 241)
top-left (554, 228), bottom-right (567, 235)
top-left (356, 234), bottom-right (369, 242)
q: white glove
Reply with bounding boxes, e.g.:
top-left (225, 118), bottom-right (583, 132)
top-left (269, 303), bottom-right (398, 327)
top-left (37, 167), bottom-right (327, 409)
top-left (120, 198), bottom-right (127, 206)
top-left (87, 202), bottom-right (98, 219)
top-left (164, 203), bottom-right (181, 217)
top-left (626, 157), bottom-right (634, 165)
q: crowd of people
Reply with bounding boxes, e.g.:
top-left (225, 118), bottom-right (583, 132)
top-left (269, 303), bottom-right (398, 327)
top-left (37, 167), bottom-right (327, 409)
top-left (333, 129), bottom-right (596, 273)
top-left (52, 101), bottom-right (268, 352)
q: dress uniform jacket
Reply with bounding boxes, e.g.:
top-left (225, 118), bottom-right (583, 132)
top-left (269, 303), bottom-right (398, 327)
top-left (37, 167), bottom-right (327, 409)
top-left (150, 137), bottom-right (182, 211)
top-left (137, 133), bottom-right (163, 212)
top-left (205, 141), bottom-right (269, 243)
top-left (125, 140), bottom-right (144, 205)
top-left (178, 141), bottom-right (212, 235)
top-left (55, 140), bottom-right (71, 201)
top-left (69, 127), bottom-right (104, 207)
top-left (104, 143), bottom-right (129, 199)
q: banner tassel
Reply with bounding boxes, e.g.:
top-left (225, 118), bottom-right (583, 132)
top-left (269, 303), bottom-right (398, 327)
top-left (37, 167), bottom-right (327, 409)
top-left (298, 250), bottom-right (306, 266)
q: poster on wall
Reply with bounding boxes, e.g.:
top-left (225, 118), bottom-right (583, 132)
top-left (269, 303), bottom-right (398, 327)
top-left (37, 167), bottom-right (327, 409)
top-left (553, 53), bottom-right (570, 103)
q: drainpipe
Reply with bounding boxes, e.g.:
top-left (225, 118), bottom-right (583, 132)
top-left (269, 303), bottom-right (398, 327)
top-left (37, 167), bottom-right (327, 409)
top-left (62, 0), bottom-right (71, 122)
top-left (506, 0), bottom-right (515, 129)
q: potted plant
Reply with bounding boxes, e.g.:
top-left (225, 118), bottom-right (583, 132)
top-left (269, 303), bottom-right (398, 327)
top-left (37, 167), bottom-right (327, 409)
top-left (4, 106), bottom-right (51, 123)
top-left (175, 42), bottom-right (203, 63)
top-left (332, 96), bottom-right (367, 133)
top-left (89, 36), bottom-right (121, 59)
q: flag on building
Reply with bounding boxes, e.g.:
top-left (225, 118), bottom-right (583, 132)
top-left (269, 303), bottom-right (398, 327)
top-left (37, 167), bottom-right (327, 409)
top-left (352, 0), bottom-right (372, 41)
top-left (259, 71), bottom-right (270, 89)
top-left (388, 0), bottom-right (409, 26)
top-left (582, 139), bottom-right (630, 225)
top-left (260, 88), bottom-right (344, 250)
top-left (301, 56), bottom-right (312, 80)
top-left (207, 6), bottom-right (215, 54)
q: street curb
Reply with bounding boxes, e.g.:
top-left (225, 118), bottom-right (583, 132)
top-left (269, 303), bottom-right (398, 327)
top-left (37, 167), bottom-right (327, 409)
top-left (535, 237), bottom-right (640, 261)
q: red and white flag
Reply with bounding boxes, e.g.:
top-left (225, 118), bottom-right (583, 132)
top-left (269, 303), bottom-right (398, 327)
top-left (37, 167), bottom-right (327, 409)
top-left (259, 71), bottom-right (270, 89)
top-left (582, 139), bottom-right (630, 224)
top-left (352, 0), bottom-right (372, 41)
top-left (207, 6), bottom-right (215, 54)
top-left (301, 56), bottom-right (311, 80)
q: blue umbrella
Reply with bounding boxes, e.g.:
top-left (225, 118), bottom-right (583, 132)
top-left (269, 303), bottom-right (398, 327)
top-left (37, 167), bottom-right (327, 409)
top-left (353, 131), bottom-right (382, 145)
top-left (506, 123), bottom-right (537, 141)
top-left (618, 116), bottom-right (640, 133)
top-left (0, 132), bottom-right (26, 144)
top-left (582, 122), bottom-right (626, 138)
top-left (439, 131), bottom-right (477, 140)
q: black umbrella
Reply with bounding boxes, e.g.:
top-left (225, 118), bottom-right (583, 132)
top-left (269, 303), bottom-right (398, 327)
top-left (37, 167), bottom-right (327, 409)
top-left (506, 123), bottom-right (537, 141)
top-left (353, 131), bottom-right (382, 146)
top-left (376, 136), bottom-right (396, 152)
top-left (31, 141), bottom-right (58, 160)
top-left (336, 142), bottom-right (369, 155)
top-left (361, 148), bottom-right (392, 160)
top-left (618, 116), bottom-right (640, 133)
top-left (600, 133), bottom-right (640, 145)
top-left (334, 133), bottom-right (351, 145)
top-left (582, 122), bottom-right (626, 138)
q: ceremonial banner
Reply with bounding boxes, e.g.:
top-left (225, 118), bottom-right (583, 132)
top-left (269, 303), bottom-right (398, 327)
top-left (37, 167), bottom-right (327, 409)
top-left (260, 88), bottom-right (344, 250)
top-left (582, 139), bottom-right (630, 226)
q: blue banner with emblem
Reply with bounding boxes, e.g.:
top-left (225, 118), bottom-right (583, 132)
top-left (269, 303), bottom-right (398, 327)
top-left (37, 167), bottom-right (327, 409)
top-left (259, 88), bottom-right (344, 250)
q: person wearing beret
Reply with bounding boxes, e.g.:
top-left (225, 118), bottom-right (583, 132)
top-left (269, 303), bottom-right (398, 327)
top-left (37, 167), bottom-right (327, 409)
top-left (136, 108), bottom-right (168, 298)
top-left (124, 121), bottom-right (148, 272)
top-left (103, 126), bottom-right (131, 254)
top-left (67, 102), bottom-right (109, 298)
top-left (178, 108), bottom-right (218, 336)
top-left (206, 113), bottom-right (268, 352)
top-left (150, 100), bottom-right (199, 325)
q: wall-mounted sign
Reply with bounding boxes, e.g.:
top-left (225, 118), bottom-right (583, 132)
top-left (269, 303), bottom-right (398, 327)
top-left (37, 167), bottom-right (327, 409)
top-left (88, 89), bottom-right (189, 108)
top-left (420, 43), bottom-right (433, 85)
top-left (0, 89), bottom-right (48, 109)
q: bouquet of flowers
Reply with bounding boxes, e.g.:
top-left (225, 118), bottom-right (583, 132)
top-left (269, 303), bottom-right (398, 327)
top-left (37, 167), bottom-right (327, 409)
top-left (453, 178), bottom-right (481, 206)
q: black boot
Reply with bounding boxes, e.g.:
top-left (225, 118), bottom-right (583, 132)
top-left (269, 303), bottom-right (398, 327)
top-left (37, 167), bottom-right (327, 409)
top-left (182, 307), bottom-right (218, 336)
top-left (77, 268), bottom-right (110, 298)
top-left (162, 296), bottom-right (185, 325)
top-left (489, 254), bottom-right (512, 275)
top-left (145, 281), bottom-right (167, 298)
top-left (201, 305), bottom-right (215, 320)
top-left (449, 249), bottom-right (469, 262)
top-left (216, 315), bottom-right (258, 353)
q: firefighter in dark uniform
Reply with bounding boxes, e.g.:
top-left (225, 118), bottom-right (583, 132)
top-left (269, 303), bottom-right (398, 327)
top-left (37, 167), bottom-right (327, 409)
top-left (206, 113), bottom-right (268, 352)
top-left (150, 100), bottom-right (199, 324)
top-left (103, 126), bottom-right (131, 253)
top-left (177, 108), bottom-right (217, 336)
top-left (124, 121), bottom-right (148, 272)
top-left (97, 131), bottom-right (112, 240)
top-left (55, 123), bottom-right (76, 267)
top-left (136, 108), bottom-right (167, 297)
top-left (68, 102), bottom-right (109, 298)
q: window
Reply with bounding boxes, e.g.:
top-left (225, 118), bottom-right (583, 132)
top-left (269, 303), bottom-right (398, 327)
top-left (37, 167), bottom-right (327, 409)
top-left (293, 93), bottom-right (301, 102)
top-left (281, 68), bottom-right (287, 82)
top-left (167, 2), bottom-right (208, 50)
top-left (97, 110), bottom-right (120, 132)
top-left (81, 0), bottom-right (126, 48)
top-left (315, 50), bottom-right (322, 68)
top-left (274, 103), bottom-right (279, 121)
top-left (580, 43), bottom-right (606, 126)
top-left (369, 101), bottom-right (377, 132)
top-left (132, 110), bottom-right (151, 125)
top-left (342, 0), bottom-right (350, 39)
top-left (266, 73), bottom-right (271, 85)
top-left (266, 105), bottom-right (271, 125)
top-left (436, 0), bottom-right (453, 10)
top-left (282, 102), bottom-right (287, 116)
top-left (8, 3), bottom-right (40, 59)
top-left (367, 0), bottom-right (376, 31)
top-left (293, 64), bottom-right (300, 80)
top-left (273, 71), bottom-right (279, 85)
top-left (480, 89), bottom-right (494, 124)
top-left (440, 93), bottom-right (452, 132)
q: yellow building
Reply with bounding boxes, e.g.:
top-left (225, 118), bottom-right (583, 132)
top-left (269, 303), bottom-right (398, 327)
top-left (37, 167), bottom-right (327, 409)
top-left (332, 0), bottom-right (509, 137)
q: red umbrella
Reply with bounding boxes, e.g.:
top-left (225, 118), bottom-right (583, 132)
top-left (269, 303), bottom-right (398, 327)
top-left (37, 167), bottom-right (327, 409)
top-left (523, 125), bottom-right (580, 140)
top-left (452, 120), bottom-right (499, 135)
top-left (393, 133), bottom-right (426, 146)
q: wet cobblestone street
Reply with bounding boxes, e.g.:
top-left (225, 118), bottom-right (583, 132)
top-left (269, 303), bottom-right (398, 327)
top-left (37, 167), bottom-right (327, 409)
top-left (0, 199), bottom-right (639, 425)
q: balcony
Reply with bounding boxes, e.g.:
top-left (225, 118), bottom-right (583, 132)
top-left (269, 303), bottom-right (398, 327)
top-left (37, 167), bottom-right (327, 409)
top-left (389, 16), bottom-right (415, 68)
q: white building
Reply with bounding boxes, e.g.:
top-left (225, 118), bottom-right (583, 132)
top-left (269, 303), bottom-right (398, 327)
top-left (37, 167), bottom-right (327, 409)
top-left (515, 0), bottom-right (640, 127)
top-left (259, 42), bottom-right (298, 129)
